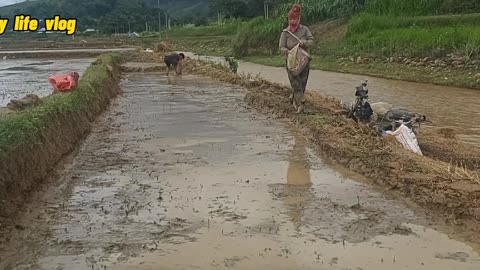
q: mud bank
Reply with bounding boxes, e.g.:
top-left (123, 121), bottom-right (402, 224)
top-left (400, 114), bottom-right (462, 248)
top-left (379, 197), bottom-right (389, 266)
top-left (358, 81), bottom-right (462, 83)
top-left (0, 54), bottom-right (122, 220)
top-left (167, 56), bottom-right (480, 234)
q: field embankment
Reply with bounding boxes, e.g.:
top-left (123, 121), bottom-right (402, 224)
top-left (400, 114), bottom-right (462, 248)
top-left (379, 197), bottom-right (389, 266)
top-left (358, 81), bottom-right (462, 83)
top-left (0, 54), bottom-right (122, 220)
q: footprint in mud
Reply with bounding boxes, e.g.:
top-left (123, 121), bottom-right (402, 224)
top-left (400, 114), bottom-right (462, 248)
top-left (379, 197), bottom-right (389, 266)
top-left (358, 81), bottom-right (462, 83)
top-left (329, 257), bottom-right (339, 265)
top-left (224, 256), bottom-right (248, 268)
top-left (343, 211), bottom-right (415, 243)
top-left (435, 252), bottom-right (470, 262)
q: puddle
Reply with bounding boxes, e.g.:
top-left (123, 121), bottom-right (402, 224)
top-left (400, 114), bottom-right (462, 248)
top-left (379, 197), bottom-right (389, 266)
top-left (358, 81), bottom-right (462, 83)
top-left (286, 138), bottom-right (312, 186)
top-left (0, 48), bottom-right (135, 54)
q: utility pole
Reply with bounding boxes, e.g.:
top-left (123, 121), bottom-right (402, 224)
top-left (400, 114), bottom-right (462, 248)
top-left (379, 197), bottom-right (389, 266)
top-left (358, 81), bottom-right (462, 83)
top-left (167, 0), bottom-right (172, 30)
top-left (264, 2), bottom-right (266, 19)
top-left (165, 12), bottom-right (168, 30)
top-left (264, 1), bottom-right (270, 19)
top-left (157, 0), bottom-right (161, 33)
top-left (267, 2), bottom-right (269, 19)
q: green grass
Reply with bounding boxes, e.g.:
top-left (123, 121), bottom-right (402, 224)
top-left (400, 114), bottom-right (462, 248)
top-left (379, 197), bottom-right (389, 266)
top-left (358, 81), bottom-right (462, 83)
top-left (0, 53), bottom-right (120, 157)
top-left (346, 26), bottom-right (480, 58)
top-left (169, 37), bottom-right (232, 56)
top-left (233, 17), bottom-right (285, 57)
top-left (365, 0), bottom-right (480, 16)
top-left (231, 0), bottom-right (360, 58)
top-left (346, 13), bottom-right (480, 59)
top-left (348, 13), bottom-right (480, 36)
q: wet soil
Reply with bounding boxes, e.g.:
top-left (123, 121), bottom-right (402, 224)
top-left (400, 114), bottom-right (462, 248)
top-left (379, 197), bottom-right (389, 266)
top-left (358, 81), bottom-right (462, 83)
top-left (1, 71), bottom-right (479, 269)
top-left (182, 56), bottom-right (480, 230)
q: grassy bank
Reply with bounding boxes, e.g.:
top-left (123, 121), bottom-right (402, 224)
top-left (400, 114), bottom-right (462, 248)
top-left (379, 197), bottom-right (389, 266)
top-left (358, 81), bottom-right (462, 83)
top-left (165, 9), bottom-right (480, 90)
top-left (0, 53), bottom-right (122, 219)
top-left (0, 54), bottom-right (120, 157)
top-left (345, 13), bottom-right (480, 59)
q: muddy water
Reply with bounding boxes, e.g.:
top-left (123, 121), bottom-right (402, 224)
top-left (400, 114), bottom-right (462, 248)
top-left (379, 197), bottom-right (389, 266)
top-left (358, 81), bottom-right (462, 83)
top-left (186, 53), bottom-right (480, 147)
top-left (0, 48), bottom-right (135, 54)
top-left (0, 58), bottom-right (94, 107)
top-left (1, 71), bottom-right (479, 270)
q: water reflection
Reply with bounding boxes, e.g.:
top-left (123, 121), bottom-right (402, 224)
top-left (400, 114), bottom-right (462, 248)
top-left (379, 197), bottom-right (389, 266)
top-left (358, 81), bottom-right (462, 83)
top-left (284, 138), bottom-right (313, 228)
top-left (167, 75), bottom-right (178, 85)
top-left (286, 138), bottom-right (312, 186)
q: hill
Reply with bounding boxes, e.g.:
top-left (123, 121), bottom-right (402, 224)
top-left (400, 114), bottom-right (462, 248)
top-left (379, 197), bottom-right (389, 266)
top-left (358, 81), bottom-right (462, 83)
top-left (0, 0), bottom-right (210, 32)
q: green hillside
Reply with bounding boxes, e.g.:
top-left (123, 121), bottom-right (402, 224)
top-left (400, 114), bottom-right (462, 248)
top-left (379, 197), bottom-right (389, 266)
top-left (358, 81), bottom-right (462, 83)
top-left (0, 0), bottom-right (210, 32)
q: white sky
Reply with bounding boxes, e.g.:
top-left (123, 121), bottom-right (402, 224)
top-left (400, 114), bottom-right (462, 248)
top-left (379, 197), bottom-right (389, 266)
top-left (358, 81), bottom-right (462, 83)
top-left (0, 0), bottom-right (27, 8)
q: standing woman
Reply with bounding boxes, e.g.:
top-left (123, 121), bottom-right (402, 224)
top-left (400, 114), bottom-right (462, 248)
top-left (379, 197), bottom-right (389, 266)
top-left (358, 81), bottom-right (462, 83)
top-left (279, 4), bottom-right (314, 114)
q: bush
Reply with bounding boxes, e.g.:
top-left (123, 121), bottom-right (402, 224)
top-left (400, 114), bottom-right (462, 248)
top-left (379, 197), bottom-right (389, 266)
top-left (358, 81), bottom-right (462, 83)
top-left (276, 0), bottom-right (360, 23)
top-left (233, 17), bottom-right (285, 57)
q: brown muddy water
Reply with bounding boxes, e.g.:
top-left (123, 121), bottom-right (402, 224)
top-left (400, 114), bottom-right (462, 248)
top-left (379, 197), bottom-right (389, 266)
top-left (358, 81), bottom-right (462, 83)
top-left (1, 71), bottom-right (479, 270)
top-left (0, 48), bottom-right (136, 54)
top-left (0, 58), bottom-right (94, 107)
top-left (186, 53), bottom-right (480, 148)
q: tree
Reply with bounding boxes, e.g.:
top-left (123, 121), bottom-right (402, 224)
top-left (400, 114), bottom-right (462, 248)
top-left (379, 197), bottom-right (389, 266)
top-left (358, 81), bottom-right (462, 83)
top-left (208, 0), bottom-right (287, 18)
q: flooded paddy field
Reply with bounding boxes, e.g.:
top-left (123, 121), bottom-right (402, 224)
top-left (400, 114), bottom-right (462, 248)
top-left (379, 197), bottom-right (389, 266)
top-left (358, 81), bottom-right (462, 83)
top-left (1, 72), bottom-right (478, 270)
top-left (0, 58), bottom-right (94, 107)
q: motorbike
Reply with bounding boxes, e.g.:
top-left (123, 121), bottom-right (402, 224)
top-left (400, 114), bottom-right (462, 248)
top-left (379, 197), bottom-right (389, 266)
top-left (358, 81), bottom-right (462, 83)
top-left (344, 80), bottom-right (430, 135)
top-left (346, 80), bottom-right (374, 122)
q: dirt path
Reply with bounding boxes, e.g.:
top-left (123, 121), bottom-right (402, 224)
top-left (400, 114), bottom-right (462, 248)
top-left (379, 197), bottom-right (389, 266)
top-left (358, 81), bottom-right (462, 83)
top-left (1, 71), bottom-right (480, 269)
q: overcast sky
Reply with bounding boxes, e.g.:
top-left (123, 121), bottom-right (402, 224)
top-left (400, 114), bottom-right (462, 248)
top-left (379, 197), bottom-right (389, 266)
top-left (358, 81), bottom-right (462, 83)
top-left (0, 0), bottom-right (26, 8)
